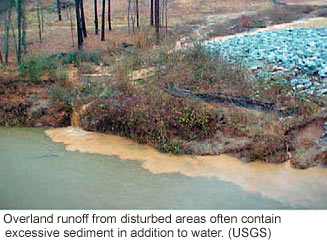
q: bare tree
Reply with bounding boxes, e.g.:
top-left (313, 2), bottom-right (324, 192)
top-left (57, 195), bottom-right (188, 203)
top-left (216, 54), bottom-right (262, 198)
top-left (165, 0), bottom-right (168, 32)
top-left (108, 0), bottom-right (112, 31)
top-left (16, 0), bottom-right (23, 62)
top-left (136, 0), bottom-right (139, 27)
top-left (150, 0), bottom-right (154, 26)
top-left (68, 6), bottom-right (75, 47)
top-left (74, 0), bottom-right (83, 49)
top-left (155, 0), bottom-right (159, 42)
top-left (101, 0), bottom-right (106, 41)
top-left (22, 0), bottom-right (27, 54)
top-left (4, 6), bottom-right (11, 63)
top-left (94, 0), bottom-right (99, 34)
top-left (36, 0), bottom-right (42, 42)
top-left (128, 0), bottom-right (135, 33)
top-left (0, 51), bottom-right (3, 63)
top-left (9, 21), bottom-right (18, 59)
top-left (56, 0), bottom-right (62, 21)
top-left (41, 0), bottom-right (44, 31)
top-left (80, 0), bottom-right (87, 37)
top-left (128, 0), bottom-right (131, 33)
top-left (161, 0), bottom-right (164, 27)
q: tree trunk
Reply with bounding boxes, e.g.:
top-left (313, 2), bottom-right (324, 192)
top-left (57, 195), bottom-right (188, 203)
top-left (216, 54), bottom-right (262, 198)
top-left (161, 0), bottom-right (164, 27)
top-left (150, 0), bottom-right (154, 26)
top-left (131, 1), bottom-right (135, 33)
top-left (9, 21), bottom-right (18, 60)
top-left (22, 0), bottom-right (26, 54)
top-left (69, 6), bottom-right (75, 47)
top-left (57, 0), bottom-right (62, 21)
top-left (4, 9), bottom-right (11, 63)
top-left (16, 0), bottom-right (22, 63)
top-left (94, 0), bottom-right (99, 34)
top-left (128, 0), bottom-right (131, 33)
top-left (0, 50), bottom-right (3, 64)
top-left (165, 0), bottom-right (168, 32)
top-left (136, 0), bottom-right (139, 27)
top-left (108, 0), bottom-right (112, 31)
top-left (40, 0), bottom-right (44, 31)
top-left (80, 0), bottom-right (87, 37)
top-left (101, 0), bottom-right (106, 41)
top-left (37, 0), bottom-right (42, 42)
top-left (75, 0), bottom-right (83, 49)
top-left (155, 0), bottom-right (160, 43)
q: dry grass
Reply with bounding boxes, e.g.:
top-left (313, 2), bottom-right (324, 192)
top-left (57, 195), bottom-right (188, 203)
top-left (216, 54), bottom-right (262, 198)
top-left (208, 4), bottom-right (319, 37)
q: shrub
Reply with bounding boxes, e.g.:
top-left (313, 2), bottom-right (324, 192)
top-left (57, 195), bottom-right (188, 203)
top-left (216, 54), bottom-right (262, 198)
top-left (122, 49), bottom-right (143, 70)
top-left (134, 25), bottom-right (156, 49)
top-left (50, 86), bottom-right (73, 106)
top-left (19, 56), bottom-right (57, 84)
top-left (100, 88), bottom-right (116, 98)
top-left (79, 63), bottom-right (95, 74)
top-left (55, 66), bottom-right (68, 82)
top-left (62, 51), bottom-right (100, 66)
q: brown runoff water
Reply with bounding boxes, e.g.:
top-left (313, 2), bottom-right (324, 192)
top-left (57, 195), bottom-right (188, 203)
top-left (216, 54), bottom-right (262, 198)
top-left (0, 127), bottom-right (326, 209)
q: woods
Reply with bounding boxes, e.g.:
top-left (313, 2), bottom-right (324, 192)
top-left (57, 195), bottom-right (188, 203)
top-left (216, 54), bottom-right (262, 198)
top-left (0, 0), bottom-right (170, 64)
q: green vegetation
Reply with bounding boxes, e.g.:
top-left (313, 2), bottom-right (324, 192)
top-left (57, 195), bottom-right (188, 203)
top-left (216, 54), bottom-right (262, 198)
top-left (50, 86), bottom-right (74, 106)
top-left (62, 51), bottom-right (100, 66)
top-left (55, 66), bottom-right (69, 82)
top-left (18, 55), bottom-right (57, 83)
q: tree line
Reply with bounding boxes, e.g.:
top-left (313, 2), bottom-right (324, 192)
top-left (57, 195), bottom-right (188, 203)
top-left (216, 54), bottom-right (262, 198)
top-left (1, 0), bottom-right (28, 64)
top-left (1, 0), bottom-right (169, 64)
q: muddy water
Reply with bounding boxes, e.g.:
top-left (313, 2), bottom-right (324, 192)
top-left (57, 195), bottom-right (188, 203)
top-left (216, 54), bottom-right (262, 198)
top-left (1, 127), bottom-right (326, 209)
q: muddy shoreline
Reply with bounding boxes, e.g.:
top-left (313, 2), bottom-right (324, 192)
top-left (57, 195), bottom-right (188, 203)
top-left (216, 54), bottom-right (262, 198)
top-left (1, 4), bottom-right (327, 169)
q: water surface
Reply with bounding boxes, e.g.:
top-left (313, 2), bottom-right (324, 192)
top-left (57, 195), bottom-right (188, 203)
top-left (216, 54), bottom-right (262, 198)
top-left (0, 127), bottom-right (326, 209)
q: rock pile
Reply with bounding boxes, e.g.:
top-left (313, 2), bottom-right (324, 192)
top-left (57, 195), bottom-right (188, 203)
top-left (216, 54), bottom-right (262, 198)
top-left (205, 28), bottom-right (327, 98)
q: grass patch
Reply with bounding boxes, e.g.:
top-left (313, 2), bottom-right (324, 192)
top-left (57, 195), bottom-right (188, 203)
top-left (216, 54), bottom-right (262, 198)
top-left (55, 66), bottom-right (69, 83)
top-left (62, 51), bottom-right (100, 66)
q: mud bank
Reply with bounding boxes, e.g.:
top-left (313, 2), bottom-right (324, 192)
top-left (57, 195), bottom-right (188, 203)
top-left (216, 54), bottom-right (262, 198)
top-left (0, 79), bottom-right (71, 127)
